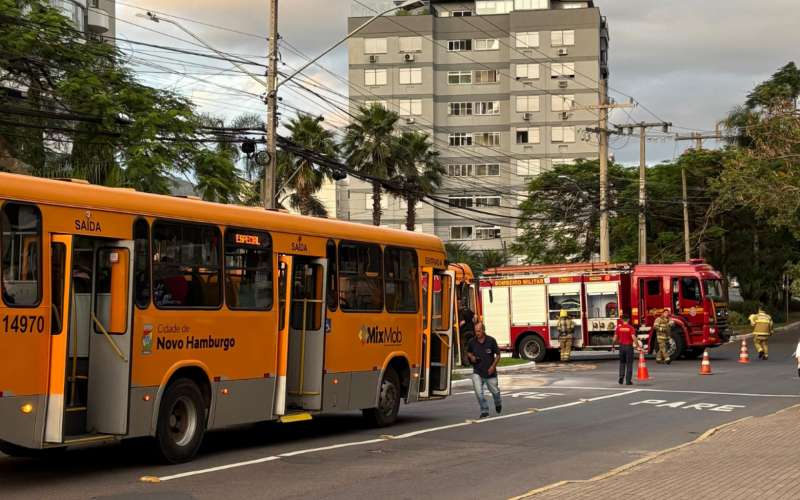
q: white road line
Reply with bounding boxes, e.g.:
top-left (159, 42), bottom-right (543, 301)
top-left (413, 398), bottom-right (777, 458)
top-left (587, 390), bottom-right (641, 401)
top-left (154, 394), bottom-right (625, 482)
top-left (552, 386), bottom-right (798, 398)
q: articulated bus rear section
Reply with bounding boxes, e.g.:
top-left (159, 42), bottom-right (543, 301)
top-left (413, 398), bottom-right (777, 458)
top-left (0, 174), bottom-right (456, 463)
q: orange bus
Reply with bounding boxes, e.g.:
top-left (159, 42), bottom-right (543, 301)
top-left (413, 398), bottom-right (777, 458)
top-left (0, 173), bottom-right (456, 463)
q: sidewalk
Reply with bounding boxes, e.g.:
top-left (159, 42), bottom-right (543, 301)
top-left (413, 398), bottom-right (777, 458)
top-left (513, 405), bottom-right (800, 500)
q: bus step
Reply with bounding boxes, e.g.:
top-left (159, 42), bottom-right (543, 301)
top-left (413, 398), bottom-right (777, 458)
top-left (431, 362), bottom-right (446, 367)
top-left (63, 434), bottom-right (116, 445)
top-left (279, 413), bottom-right (313, 423)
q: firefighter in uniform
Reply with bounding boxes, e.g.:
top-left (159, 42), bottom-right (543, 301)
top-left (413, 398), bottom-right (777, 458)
top-left (749, 307), bottom-right (773, 360)
top-left (557, 310), bottom-right (575, 362)
top-left (653, 309), bottom-right (675, 364)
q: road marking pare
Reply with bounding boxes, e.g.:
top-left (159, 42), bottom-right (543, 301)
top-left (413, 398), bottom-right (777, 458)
top-left (502, 391), bottom-right (564, 399)
top-left (630, 399), bottom-right (746, 411)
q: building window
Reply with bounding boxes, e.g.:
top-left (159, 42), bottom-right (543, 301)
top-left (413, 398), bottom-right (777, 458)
top-left (515, 0), bottom-right (549, 9)
top-left (476, 227), bottom-right (501, 240)
top-left (448, 102), bottom-right (473, 116)
top-left (152, 222), bottom-right (222, 309)
top-left (515, 63), bottom-right (540, 79)
top-left (516, 95), bottom-right (540, 113)
top-left (450, 226), bottom-right (474, 240)
top-left (364, 100), bottom-right (387, 109)
top-left (476, 196), bottom-right (501, 207)
top-left (449, 133), bottom-right (472, 146)
top-left (399, 67), bottom-right (422, 85)
top-left (474, 101), bottom-right (500, 115)
top-left (516, 127), bottom-right (540, 144)
top-left (364, 38), bottom-right (387, 54)
top-left (551, 126), bottom-right (576, 143)
top-left (474, 38), bottom-right (500, 51)
top-left (476, 1), bottom-right (513, 14)
top-left (552, 95), bottom-right (575, 111)
top-left (365, 69), bottom-right (387, 86)
top-left (364, 193), bottom-right (389, 209)
top-left (448, 39), bottom-right (472, 51)
top-left (452, 10), bottom-right (473, 16)
top-left (516, 159), bottom-right (541, 176)
top-left (1, 203), bottom-right (41, 307)
top-left (224, 229), bottom-right (273, 311)
top-left (448, 71), bottom-right (473, 85)
top-left (551, 62), bottom-right (576, 79)
top-left (339, 242), bottom-right (383, 311)
top-left (384, 247), bottom-right (419, 313)
top-left (476, 164), bottom-right (500, 176)
top-left (515, 31), bottom-right (540, 48)
top-left (399, 99), bottom-right (422, 116)
top-left (551, 30), bottom-right (575, 47)
top-left (449, 164), bottom-right (474, 176)
top-left (475, 70), bottom-right (499, 84)
top-left (474, 132), bottom-right (500, 147)
top-left (449, 197), bottom-right (473, 208)
top-left (399, 36), bottom-right (422, 52)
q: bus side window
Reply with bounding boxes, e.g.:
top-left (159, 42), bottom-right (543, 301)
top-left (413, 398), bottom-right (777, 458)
top-left (134, 218), bottom-right (150, 309)
top-left (1, 203), bottom-right (42, 307)
top-left (338, 242), bottom-right (383, 311)
top-left (224, 229), bottom-right (273, 311)
top-left (384, 247), bottom-right (418, 313)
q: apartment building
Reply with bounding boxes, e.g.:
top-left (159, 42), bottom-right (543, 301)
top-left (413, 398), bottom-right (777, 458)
top-left (340, 0), bottom-right (609, 258)
top-left (50, 0), bottom-right (116, 40)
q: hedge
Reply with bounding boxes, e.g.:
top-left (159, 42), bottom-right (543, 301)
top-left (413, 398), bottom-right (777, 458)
top-left (727, 301), bottom-right (786, 324)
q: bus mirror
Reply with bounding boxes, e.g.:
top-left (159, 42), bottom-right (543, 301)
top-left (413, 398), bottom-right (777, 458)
top-left (108, 249), bottom-right (130, 334)
top-left (489, 289), bottom-right (493, 303)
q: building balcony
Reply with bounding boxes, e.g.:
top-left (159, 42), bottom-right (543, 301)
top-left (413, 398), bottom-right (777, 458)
top-left (87, 7), bottom-right (109, 33)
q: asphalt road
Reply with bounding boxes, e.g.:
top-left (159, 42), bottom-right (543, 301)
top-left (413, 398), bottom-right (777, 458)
top-left (1, 330), bottom-right (798, 500)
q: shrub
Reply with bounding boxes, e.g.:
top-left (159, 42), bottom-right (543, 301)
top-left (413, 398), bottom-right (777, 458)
top-left (727, 310), bottom-right (746, 326)
top-left (727, 301), bottom-right (786, 323)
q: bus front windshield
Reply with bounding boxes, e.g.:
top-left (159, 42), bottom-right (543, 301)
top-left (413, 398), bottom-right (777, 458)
top-left (703, 280), bottom-right (725, 300)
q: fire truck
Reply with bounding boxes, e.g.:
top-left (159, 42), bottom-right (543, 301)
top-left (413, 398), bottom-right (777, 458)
top-left (480, 260), bottom-right (730, 363)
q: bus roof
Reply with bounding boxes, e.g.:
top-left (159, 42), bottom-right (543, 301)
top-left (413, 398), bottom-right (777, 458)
top-left (449, 263), bottom-right (475, 281)
top-left (0, 173), bottom-right (446, 252)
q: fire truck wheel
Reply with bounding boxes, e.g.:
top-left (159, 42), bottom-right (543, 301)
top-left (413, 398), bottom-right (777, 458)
top-left (519, 335), bottom-right (547, 362)
top-left (668, 329), bottom-right (687, 360)
top-left (0, 441), bottom-right (66, 458)
top-left (363, 368), bottom-right (401, 428)
top-left (153, 379), bottom-right (205, 464)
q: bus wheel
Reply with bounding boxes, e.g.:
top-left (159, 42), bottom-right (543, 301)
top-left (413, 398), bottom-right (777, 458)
top-left (0, 441), bottom-right (66, 458)
top-left (363, 368), bottom-right (401, 428)
top-left (667, 329), bottom-right (687, 361)
top-left (154, 379), bottom-right (205, 464)
top-left (519, 335), bottom-right (546, 363)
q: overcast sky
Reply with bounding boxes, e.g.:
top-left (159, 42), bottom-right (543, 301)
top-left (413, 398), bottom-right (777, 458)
top-left (116, 0), bottom-right (800, 165)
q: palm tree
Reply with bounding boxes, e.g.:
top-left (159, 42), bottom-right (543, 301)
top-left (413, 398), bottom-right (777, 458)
top-left (476, 249), bottom-right (508, 275)
top-left (445, 243), bottom-right (479, 270)
top-left (391, 131), bottom-right (446, 232)
top-left (281, 114), bottom-right (339, 216)
top-left (341, 103), bottom-right (400, 226)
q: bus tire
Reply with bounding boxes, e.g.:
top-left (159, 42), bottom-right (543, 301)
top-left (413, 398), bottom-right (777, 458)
top-left (362, 368), bottom-right (401, 428)
top-left (153, 378), bottom-right (205, 464)
top-left (668, 329), bottom-right (687, 360)
top-left (519, 334), bottom-right (547, 363)
top-left (0, 441), bottom-right (66, 458)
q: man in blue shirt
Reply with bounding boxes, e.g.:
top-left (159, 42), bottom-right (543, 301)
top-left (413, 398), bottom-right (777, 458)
top-left (467, 323), bottom-right (502, 419)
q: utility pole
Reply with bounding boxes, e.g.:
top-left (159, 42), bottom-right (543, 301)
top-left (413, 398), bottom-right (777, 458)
top-left (674, 131), bottom-right (725, 151)
top-left (264, 0), bottom-right (279, 209)
top-left (578, 82), bottom-right (633, 263)
top-left (614, 122), bottom-right (672, 265)
top-left (682, 169), bottom-right (691, 261)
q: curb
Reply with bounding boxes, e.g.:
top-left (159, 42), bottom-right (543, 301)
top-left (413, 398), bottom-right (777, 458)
top-left (507, 415), bottom-right (756, 500)
top-left (728, 320), bottom-right (800, 342)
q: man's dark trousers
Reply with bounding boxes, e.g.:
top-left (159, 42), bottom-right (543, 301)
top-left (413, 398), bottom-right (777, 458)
top-left (619, 344), bottom-right (635, 382)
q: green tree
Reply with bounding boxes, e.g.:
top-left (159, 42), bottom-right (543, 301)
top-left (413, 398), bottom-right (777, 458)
top-left (341, 103), bottom-right (400, 226)
top-left (445, 243), bottom-right (479, 270)
top-left (390, 131), bottom-right (445, 231)
top-left (0, 0), bottom-right (242, 195)
top-left (281, 114), bottom-right (338, 216)
top-left (475, 249), bottom-right (508, 275)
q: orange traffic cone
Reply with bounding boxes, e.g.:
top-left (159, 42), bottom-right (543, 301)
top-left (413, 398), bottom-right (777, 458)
top-left (699, 349), bottom-right (713, 375)
top-left (738, 339), bottom-right (750, 364)
top-left (635, 348), bottom-right (651, 380)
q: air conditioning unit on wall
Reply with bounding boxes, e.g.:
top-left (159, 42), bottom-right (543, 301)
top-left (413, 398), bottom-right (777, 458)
top-left (558, 48), bottom-right (569, 56)
top-left (558, 81), bottom-right (568, 88)
top-left (404, 54), bottom-right (416, 62)
top-left (369, 55), bottom-right (378, 63)
top-left (406, 117), bottom-right (416, 124)
top-left (523, 113), bottom-right (532, 121)
top-left (560, 112), bottom-right (569, 120)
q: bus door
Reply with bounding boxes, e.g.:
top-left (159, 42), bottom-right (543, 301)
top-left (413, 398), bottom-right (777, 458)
top-left (44, 235), bottom-right (72, 443)
top-left (86, 240), bottom-right (134, 435)
top-left (285, 257), bottom-right (327, 411)
top-left (420, 269), bottom-right (455, 398)
top-left (273, 256), bottom-right (292, 417)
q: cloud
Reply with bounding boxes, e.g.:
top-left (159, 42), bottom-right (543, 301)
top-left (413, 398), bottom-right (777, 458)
top-left (116, 0), bottom-right (800, 164)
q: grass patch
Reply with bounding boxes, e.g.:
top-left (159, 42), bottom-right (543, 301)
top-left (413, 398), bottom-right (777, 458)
top-left (730, 311), bottom-right (800, 331)
top-left (497, 358), bottom-right (530, 367)
top-left (451, 373), bottom-right (463, 381)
